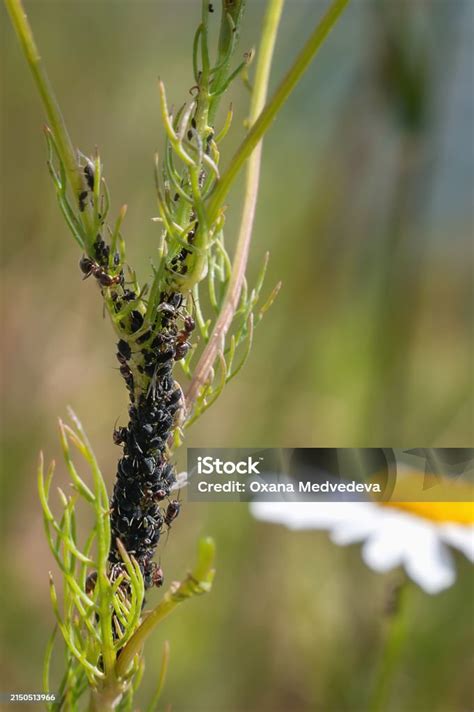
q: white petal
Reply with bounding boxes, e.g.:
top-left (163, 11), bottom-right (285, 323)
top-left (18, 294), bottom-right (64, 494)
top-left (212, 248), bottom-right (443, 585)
top-left (330, 510), bottom-right (381, 545)
top-left (403, 527), bottom-right (456, 594)
top-left (250, 502), bottom-right (336, 529)
top-left (250, 502), bottom-right (376, 531)
top-left (361, 516), bottom-right (415, 572)
top-left (440, 524), bottom-right (474, 562)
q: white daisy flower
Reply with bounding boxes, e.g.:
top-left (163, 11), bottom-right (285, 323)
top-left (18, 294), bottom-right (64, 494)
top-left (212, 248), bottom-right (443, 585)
top-left (250, 477), bottom-right (474, 595)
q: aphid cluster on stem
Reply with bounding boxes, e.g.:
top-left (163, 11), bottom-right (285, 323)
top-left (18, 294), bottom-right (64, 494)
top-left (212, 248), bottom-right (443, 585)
top-left (76, 211), bottom-right (192, 591)
top-left (108, 290), bottom-right (193, 589)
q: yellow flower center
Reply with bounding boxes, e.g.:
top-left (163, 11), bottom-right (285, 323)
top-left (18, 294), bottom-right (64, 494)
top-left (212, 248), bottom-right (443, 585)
top-left (385, 500), bottom-right (474, 525)
top-left (377, 470), bottom-right (474, 525)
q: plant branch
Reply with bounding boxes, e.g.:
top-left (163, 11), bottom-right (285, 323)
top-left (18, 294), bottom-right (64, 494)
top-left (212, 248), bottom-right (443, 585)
top-left (207, 0), bottom-right (350, 225)
top-left (115, 538), bottom-right (215, 678)
top-left (185, 0), bottom-right (284, 411)
top-left (187, 0), bottom-right (350, 411)
top-left (368, 579), bottom-right (411, 712)
top-left (5, 0), bottom-right (83, 197)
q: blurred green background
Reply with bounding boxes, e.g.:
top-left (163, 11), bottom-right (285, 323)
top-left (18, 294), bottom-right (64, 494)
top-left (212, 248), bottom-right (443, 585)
top-left (1, 1), bottom-right (473, 710)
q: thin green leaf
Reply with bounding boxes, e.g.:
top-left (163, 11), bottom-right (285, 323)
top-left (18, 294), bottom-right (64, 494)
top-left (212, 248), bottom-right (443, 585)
top-left (145, 640), bottom-right (170, 712)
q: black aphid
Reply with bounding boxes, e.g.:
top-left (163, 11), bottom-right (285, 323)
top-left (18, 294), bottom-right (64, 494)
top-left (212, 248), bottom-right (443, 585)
top-left (130, 310), bottom-right (144, 333)
top-left (84, 162), bottom-right (95, 191)
top-left (78, 190), bottom-right (88, 211)
top-left (117, 339), bottom-right (132, 361)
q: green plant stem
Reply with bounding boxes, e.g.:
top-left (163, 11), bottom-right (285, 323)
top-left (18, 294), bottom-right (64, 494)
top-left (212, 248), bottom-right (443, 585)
top-left (368, 581), bottom-right (411, 712)
top-left (88, 539), bottom-right (214, 710)
top-left (207, 0), bottom-right (350, 225)
top-left (115, 538), bottom-right (215, 679)
top-left (5, 0), bottom-right (83, 197)
top-left (188, 0), bottom-right (350, 411)
top-left (144, 640), bottom-right (170, 712)
top-left (186, 0), bottom-right (285, 410)
top-left (209, 0), bottom-right (247, 123)
top-left (88, 684), bottom-right (123, 712)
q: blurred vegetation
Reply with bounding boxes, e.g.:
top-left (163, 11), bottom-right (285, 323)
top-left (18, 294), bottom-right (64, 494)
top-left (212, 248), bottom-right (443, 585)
top-left (1, 1), bottom-right (473, 711)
